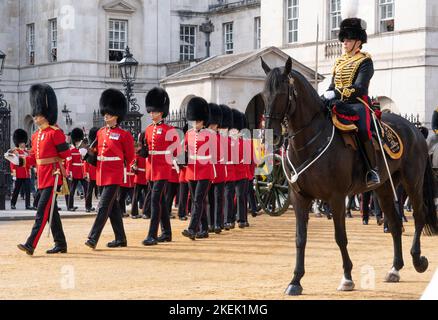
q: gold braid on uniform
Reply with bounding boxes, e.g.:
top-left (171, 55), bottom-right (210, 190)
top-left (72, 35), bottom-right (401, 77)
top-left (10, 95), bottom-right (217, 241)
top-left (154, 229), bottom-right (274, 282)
top-left (333, 52), bottom-right (371, 101)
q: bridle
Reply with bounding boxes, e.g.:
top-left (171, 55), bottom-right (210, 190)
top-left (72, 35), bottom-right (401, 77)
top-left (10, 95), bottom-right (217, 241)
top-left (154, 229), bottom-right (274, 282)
top-left (263, 75), bottom-right (324, 146)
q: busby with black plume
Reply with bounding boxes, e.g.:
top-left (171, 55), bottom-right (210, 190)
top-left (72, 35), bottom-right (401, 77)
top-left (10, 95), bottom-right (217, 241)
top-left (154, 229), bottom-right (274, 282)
top-left (145, 87), bottom-right (170, 118)
top-left (29, 83), bottom-right (58, 125)
top-left (186, 96), bottom-right (209, 123)
top-left (99, 88), bottom-right (127, 123)
top-left (339, 0), bottom-right (367, 44)
top-left (71, 127), bottom-right (84, 144)
top-left (219, 104), bottom-right (233, 129)
top-left (13, 129), bottom-right (28, 147)
top-left (207, 103), bottom-right (223, 127)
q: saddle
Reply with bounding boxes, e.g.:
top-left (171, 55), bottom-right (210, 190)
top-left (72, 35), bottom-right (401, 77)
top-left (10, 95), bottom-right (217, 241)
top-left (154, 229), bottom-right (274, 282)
top-left (331, 102), bottom-right (404, 160)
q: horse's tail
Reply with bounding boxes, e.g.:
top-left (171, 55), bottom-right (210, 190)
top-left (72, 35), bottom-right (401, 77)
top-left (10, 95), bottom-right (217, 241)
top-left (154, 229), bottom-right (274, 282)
top-left (423, 159), bottom-right (438, 236)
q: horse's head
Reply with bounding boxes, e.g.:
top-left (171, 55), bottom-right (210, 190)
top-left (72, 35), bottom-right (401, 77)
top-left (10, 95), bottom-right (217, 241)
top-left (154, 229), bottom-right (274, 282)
top-left (261, 56), bottom-right (296, 147)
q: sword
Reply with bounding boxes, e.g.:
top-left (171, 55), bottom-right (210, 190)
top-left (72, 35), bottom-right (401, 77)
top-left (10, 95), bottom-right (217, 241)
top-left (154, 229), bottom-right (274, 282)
top-left (371, 112), bottom-right (398, 202)
top-left (47, 169), bottom-right (60, 238)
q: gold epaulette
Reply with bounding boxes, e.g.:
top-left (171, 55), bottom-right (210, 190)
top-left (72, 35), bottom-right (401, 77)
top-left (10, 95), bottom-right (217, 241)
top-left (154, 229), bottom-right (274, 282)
top-left (50, 125), bottom-right (60, 130)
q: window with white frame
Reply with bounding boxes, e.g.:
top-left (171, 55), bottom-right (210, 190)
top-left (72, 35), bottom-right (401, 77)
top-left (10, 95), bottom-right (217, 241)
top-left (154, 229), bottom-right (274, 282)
top-left (49, 19), bottom-right (57, 62)
top-left (286, 0), bottom-right (299, 43)
top-left (109, 19), bottom-right (127, 61)
top-left (223, 22), bottom-right (234, 54)
top-left (379, 0), bottom-right (394, 32)
top-left (180, 25), bottom-right (196, 61)
top-left (254, 17), bottom-right (261, 49)
top-left (27, 23), bottom-right (35, 65)
top-left (329, 0), bottom-right (341, 40)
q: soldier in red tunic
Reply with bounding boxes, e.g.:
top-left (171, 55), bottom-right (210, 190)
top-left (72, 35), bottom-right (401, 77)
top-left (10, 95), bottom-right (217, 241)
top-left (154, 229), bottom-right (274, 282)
top-left (4, 84), bottom-right (71, 255)
top-left (10, 129), bottom-right (33, 210)
top-left (224, 108), bottom-right (240, 230)
top-left (65, 127), bottom-right (87, 211)
top-left (131, 132), bottom-right (149, 219)
top-left (182, 97), bottom-right (216, 240)
top-left (143, 87), bottom-right (179, 246)
top-left (84, 127), bottom-right (99, 212)
top-left (207, 103), bottom-right (225, 234)
top-left (84, 89), bottom-right (135, 249)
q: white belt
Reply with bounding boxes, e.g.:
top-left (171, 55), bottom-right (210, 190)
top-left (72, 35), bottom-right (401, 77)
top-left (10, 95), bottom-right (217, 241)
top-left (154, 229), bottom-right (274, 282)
top-left (97, 156), bottom-right (121, 161)
top-left (150, 150), bottom-right (171, 155)
top-left (189, 155), bottom-right (212, 161)
top-left (226, 161), bottom-right (235, 165)
top-left (137, 168), bottom-right (145, 172)
top-left (72, 163), bottom-right (84, 166)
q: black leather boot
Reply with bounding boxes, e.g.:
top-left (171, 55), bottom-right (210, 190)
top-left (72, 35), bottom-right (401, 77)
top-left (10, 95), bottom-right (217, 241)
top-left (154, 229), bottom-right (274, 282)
top-left (359, 139), bottom-right (380, 187)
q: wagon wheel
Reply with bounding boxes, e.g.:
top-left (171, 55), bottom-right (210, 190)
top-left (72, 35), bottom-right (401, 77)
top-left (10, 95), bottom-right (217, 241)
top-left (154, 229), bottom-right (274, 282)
top-left (255, 153), bottom-right (291, 216)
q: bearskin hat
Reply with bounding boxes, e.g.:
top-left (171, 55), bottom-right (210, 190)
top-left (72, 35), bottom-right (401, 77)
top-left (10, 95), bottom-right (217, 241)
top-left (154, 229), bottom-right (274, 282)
top-left (207, 103), bottom-right (223, 127)
top-left (432, 109), bottom-right (438, 132)
top-left (145, 87), bottom-right (170, 118)
top-left (186, 96), bottom-right (209, 123)
top-left (29, 83), bottom-right (58, 125)
top-left (99, 88), bottom-right (127, 123)
top-left (219, 104), bottom-right (233, 129)
top-left (13, 129), bottom-right (28, 147)
top-left (231, 109), bottom-right (244, 131)
top-left (419, 126), bottom-right (429, 139)
top-left (88, 127), bottom-right (99, 144)
top-left (70, 127), bottom-right (84, 143)
top-left (338, 18), bottom-right (367, 44)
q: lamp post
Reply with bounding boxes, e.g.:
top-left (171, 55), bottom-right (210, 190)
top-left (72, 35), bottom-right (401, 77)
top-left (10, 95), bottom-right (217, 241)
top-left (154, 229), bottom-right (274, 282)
top-left (200, 20), bottom-right (214, 58)
top-left (118, 46), bottom-right (143, 139)
top-left (0, 49), bottom-right (10, 210)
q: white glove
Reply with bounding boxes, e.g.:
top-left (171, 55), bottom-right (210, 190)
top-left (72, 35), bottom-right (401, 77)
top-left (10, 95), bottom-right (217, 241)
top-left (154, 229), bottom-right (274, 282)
top-left (4, 152), bottom-right (19, 165)
top-left (172, 159), bottom-right (180, 174)
top-left (79, 148), bottom-right (88, 158)
top-left (323, 91), bottom-right (336, 100)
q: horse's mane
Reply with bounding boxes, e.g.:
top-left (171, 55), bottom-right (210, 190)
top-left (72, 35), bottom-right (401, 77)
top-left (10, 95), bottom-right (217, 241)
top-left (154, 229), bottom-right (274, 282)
top-left (264, 67), bottom-right (325, 112)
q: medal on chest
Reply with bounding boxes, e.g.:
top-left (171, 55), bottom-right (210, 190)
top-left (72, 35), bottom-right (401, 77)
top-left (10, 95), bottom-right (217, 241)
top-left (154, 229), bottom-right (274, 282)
top-left (109, 132), bottom-right (121, 140)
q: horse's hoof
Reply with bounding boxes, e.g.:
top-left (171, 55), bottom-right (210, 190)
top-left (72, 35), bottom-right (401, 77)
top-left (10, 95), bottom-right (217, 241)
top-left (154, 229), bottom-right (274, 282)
top-left (337, 277), bottom-right (355, 291)
top-left (385, 267), bottom-right (401, 283)
top-left (285, 284), bottom-right (303, 296)
top-left (414, 256), bottom-right (429, 273)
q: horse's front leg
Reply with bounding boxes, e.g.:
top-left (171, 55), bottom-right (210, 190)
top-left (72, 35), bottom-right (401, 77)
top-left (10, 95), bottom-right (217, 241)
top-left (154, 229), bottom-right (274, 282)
top-left (330, 196), bottom-right (355, 291)
top-left (285, 193), bottom-right (312, 296)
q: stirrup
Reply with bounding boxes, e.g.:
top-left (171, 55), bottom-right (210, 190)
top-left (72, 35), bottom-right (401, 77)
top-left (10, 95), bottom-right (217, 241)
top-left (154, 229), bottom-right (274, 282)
top-left (366, 170), bottom-right (380, 187)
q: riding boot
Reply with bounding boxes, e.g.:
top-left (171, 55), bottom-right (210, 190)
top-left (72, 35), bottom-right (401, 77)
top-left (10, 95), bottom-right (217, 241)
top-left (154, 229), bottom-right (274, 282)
top-left (362, 140), bottom-right (380, 187)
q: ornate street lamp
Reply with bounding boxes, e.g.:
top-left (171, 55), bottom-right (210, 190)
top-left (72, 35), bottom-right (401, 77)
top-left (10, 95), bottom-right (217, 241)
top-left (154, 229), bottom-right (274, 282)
top-left (0, 50), bottom-right (10, 210)
top-left (118, 47), bottom-right (142, 138)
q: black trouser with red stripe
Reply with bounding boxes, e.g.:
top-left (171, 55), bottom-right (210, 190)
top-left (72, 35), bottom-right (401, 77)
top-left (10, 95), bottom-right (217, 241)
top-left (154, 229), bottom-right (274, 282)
top-left (66, 179), bottom-right (88, 209)
top-left (177, 182), bottom-right (190, 218)
top-left (85, 180), bottom-right (96, 210)
top-left (11, 178), bottom-right (31, 208)
top-left (131, 183), bottom-right (148, 216)
top-left (235, 179), bottom-right (248, 223)
top-left (208, 182), bottom-right (224, 229)
top-left (224, 181), bottom-right (236, 224)
top-left (165, 182), bottom-right (179, 218)
top-left (25, 186), bottom-right (66, 249)
top-left (188, 180), bottom-right (210, 233)
top-left (118, 186), bottom-right (133, 214)
top-left (147, 180), bottom-right (172, 239)
top-left (88, 185), bottom-right (126, 244)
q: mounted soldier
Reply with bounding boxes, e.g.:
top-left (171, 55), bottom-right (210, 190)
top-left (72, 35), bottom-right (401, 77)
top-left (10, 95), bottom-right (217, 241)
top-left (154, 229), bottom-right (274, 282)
top-left (322, 15), bottom-right (380, 187)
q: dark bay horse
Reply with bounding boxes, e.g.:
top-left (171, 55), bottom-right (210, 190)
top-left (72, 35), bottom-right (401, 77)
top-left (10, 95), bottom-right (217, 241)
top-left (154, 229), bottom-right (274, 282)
top-left (261, 56), bottom-right (438, 296)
